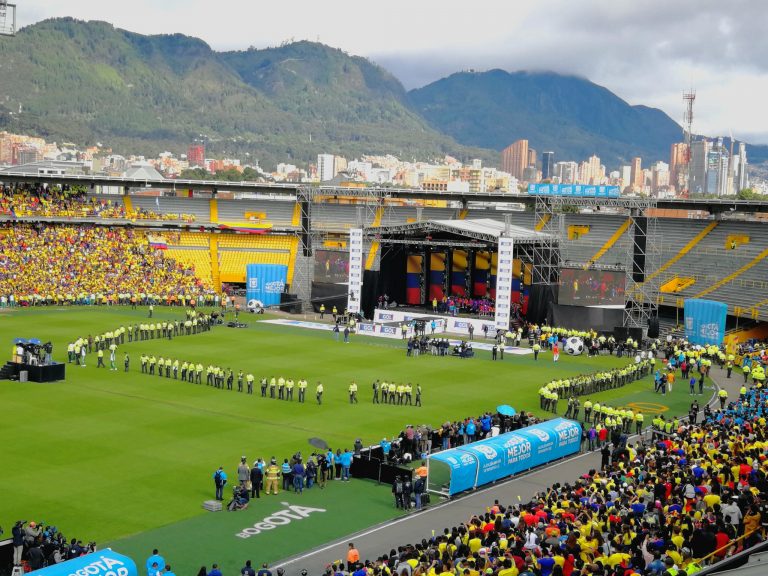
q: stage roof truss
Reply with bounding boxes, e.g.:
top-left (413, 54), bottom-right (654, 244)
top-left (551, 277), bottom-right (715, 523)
top-left (365, 218), bottom-right (553, 246)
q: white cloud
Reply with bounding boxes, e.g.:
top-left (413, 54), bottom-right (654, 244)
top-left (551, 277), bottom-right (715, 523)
top-left (14, 0), bottom-right (768, 143)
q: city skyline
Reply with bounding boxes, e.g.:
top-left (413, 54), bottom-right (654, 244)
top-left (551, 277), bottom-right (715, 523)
top-left (15, 0), bottom-right (768, 145)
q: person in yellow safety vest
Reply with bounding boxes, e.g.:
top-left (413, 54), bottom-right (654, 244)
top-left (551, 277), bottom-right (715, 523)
top-left (348, 381), bottom-right (358, 404)
top-left (718, 388), bottom-right (728, 409)
top-left (316, 381), bottom-right (324, 404)
top-left (264, 458), bottom-right (281, 495)
top-left (277, 376), bottom-right (286, 400)
top-left (320, 303), bottom-right (326, 319)
top-left (246, 373), bottom-right (254, 394)
top-left (740, 385), bottom-right (748, 399)
top-left (298, 379), bottom-right (307, 403)
top-left (269, 376), bottom-right (277, 398)
top-left (635, 411), bottom-right (643, 434)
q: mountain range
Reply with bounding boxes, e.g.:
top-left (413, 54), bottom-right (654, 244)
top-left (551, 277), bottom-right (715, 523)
top-left (0, 18), bottom-right (765, 170)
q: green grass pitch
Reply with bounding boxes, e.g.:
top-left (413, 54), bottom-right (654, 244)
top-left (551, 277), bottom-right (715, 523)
top-left (0, 307), bottom-right (704, 573)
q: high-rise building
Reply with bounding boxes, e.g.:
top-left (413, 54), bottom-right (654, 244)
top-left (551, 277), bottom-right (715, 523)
top-left (630, 157), bottom-right (643, 189)
top-left (651, 162), bottom-right (670, 195)
top-left (620, 166), bottom-right (632, 190)
top-left (187, 144), bottom-right (205, 168)
top-left (317, 154), bottom-right (336, 182)
top-left (736, 142), bottom-right (749, 191)
top-left (690, 140), bottom-right (711, 194)
top-left (541, 151), bottom-right (554, 181)
top-left (527, 148), bottom-right (537, 172)
top-left (501, 139), bottom-right (528, 180)
top-left (553, 161), bottom-right (578, 184)
top-left (669, 142), bottom-right (688, 190)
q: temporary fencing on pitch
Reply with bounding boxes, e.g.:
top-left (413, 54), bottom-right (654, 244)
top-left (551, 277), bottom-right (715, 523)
top-left (427, 418), bottom-right (582, 497)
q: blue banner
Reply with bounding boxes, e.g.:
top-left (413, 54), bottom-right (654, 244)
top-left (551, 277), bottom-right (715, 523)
top-left (429, 418), bottom-right (582, 495)
top-left (684, 298), bottom-right (727, 346)
top-left (246, 264), bottom-right (288, 308)
top-left (29, 550), bottom-right (137, 576)
top-left (528, 183), bottom-right (620, 198)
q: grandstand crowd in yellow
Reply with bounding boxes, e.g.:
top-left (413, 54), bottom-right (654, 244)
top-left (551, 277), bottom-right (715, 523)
top-left (333, 382), bottom-right (768, 576)
top-left (0, 223), bottom-right (218, 301)
top-left (0, 185), bottom-right (196, 222)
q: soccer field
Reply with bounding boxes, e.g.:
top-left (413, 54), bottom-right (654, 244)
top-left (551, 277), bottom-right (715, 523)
top-left (0, 306), bottom-right (703, 573)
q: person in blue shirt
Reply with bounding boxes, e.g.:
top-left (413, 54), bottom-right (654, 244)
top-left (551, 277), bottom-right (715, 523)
top-left (466, 419), bottom-right (476, 442)
top-left (163, 565), bottom-right (176, 576)
top-left (209, 564), bottom-right (223, 576)
top-left (339, 448), bottom-right (353, 481)
top-left (281, 459), bottom-right (292, 491)
top-left (146, 550), bottom-right (166, 576)
top-left (380, 438), bottom-right (391, 463)
top-left (213, 467), bottom-right (227, 501)
top-left (292, 460), bottom-right (306, 493)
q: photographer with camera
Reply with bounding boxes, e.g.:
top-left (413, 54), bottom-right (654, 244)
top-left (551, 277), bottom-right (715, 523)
top-left (12, 520), bottom-right (25, 566)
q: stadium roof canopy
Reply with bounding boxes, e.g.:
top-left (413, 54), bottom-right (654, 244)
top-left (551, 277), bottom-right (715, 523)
top-left (368, 218), bottom-right (552, 247)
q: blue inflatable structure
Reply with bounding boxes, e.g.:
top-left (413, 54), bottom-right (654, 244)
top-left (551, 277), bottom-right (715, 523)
top-left (428, 418), bottom-right (582, 496)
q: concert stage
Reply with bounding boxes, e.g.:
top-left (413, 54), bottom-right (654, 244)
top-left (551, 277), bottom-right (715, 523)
top-left (8, 362), bottom-right (66, 383)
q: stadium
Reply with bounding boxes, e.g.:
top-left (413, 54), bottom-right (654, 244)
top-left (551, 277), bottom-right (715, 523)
top-left (1, 168), bottom-right (768, 576)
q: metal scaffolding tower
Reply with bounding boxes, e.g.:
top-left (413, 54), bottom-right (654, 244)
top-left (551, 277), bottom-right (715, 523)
top-left (542, 195), bottom-right (660, 330)
top-left (531, 195), bottom-right (563, 285)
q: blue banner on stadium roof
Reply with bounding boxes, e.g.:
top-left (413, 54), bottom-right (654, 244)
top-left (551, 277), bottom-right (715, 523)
top-left (527, 183), bottom-right (621, 198)
top-left (428, 418), bottom-right (582, 496)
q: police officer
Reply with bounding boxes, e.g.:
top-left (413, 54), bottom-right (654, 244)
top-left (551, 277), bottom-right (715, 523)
top-left (316, 381), bottom-right (324, 404)
top-left (372, 379), bottom-right (380, 404)
top-left (298, 378), bottom-right (307, 403)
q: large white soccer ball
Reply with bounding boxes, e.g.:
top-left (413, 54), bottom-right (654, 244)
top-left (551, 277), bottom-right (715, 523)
top-left (564, 336), bottom-right (584, 356)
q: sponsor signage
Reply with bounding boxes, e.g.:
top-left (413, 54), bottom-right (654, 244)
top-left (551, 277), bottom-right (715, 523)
top-left (236, 503), bottom-right (326, 539)
top-left (347, 228), bottom-right (363, 314)
top-left (494, 236), bottom-right (514, 331)
top-left (429, 418), bottom-right (581, 495)
top-left (527, 183), bottom-right (620, 198)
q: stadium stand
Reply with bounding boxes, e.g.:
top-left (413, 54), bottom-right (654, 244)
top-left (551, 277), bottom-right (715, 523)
top-left (217, 198), bottom-right (297, 228)
top-left (129, 195), bottom-right (206, 222)
top-left (0, 223), bottom-right (215, 302)
top-left (343, 378), bottom-right (768, 576)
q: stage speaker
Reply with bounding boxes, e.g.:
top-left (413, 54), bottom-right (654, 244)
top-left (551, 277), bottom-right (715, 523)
top-left (280, 293), bottom-right (301, 314)
top-left (300, 201), bottom-right (312, 257)
top-left (613, 326), bottom-right (628, 341)
top-left (628, 327), bottom-right (643, 343)
top-left (632, 217), bottom-right (647, 283)
top-left (647, 317), bottom-right (660, 339)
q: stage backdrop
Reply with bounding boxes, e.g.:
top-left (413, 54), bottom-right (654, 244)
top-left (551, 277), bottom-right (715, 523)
top-left (685, 298), bottom-right (727, 346)
top-left (246, 264), bottom-right (287, 307)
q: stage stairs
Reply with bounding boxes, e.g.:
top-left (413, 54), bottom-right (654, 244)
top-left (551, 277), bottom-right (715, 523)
top-left (0, 361), bottom-right (15, 380)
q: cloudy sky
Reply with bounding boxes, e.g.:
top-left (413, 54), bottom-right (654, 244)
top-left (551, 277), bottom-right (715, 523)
top-left (16, 0), bottom-right (768, 143)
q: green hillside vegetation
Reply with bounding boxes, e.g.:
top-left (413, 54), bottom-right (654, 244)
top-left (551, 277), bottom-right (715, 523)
top-left (408, 69), bottom-right (684, 166)
top-left (0, 19), bottom-right (492, 168)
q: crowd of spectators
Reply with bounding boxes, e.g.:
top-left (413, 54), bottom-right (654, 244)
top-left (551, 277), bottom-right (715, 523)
top-left (329, 384), bottom-right (768, 576)
top-left (0, 223), bottom-right (216, 302)
top-left (0, 185), bottom-right (196, 222)
top-left (11, 519), bottom-right (95, 571)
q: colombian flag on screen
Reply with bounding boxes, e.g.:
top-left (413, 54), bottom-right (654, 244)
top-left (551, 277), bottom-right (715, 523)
top-left (451, 250), bottom-right (467, 296)
top-left (406, 255), bottom-right (422, 305)
top-left (473, 251), bottom-right (489, 297)
top-left (429, 252), bottom-right (445, 300)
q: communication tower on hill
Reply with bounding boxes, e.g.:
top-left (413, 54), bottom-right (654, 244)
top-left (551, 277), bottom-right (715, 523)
top-left (682, 90), bottom-right (696, 192)
top-left (0, 1), bottom-right (16, 36)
